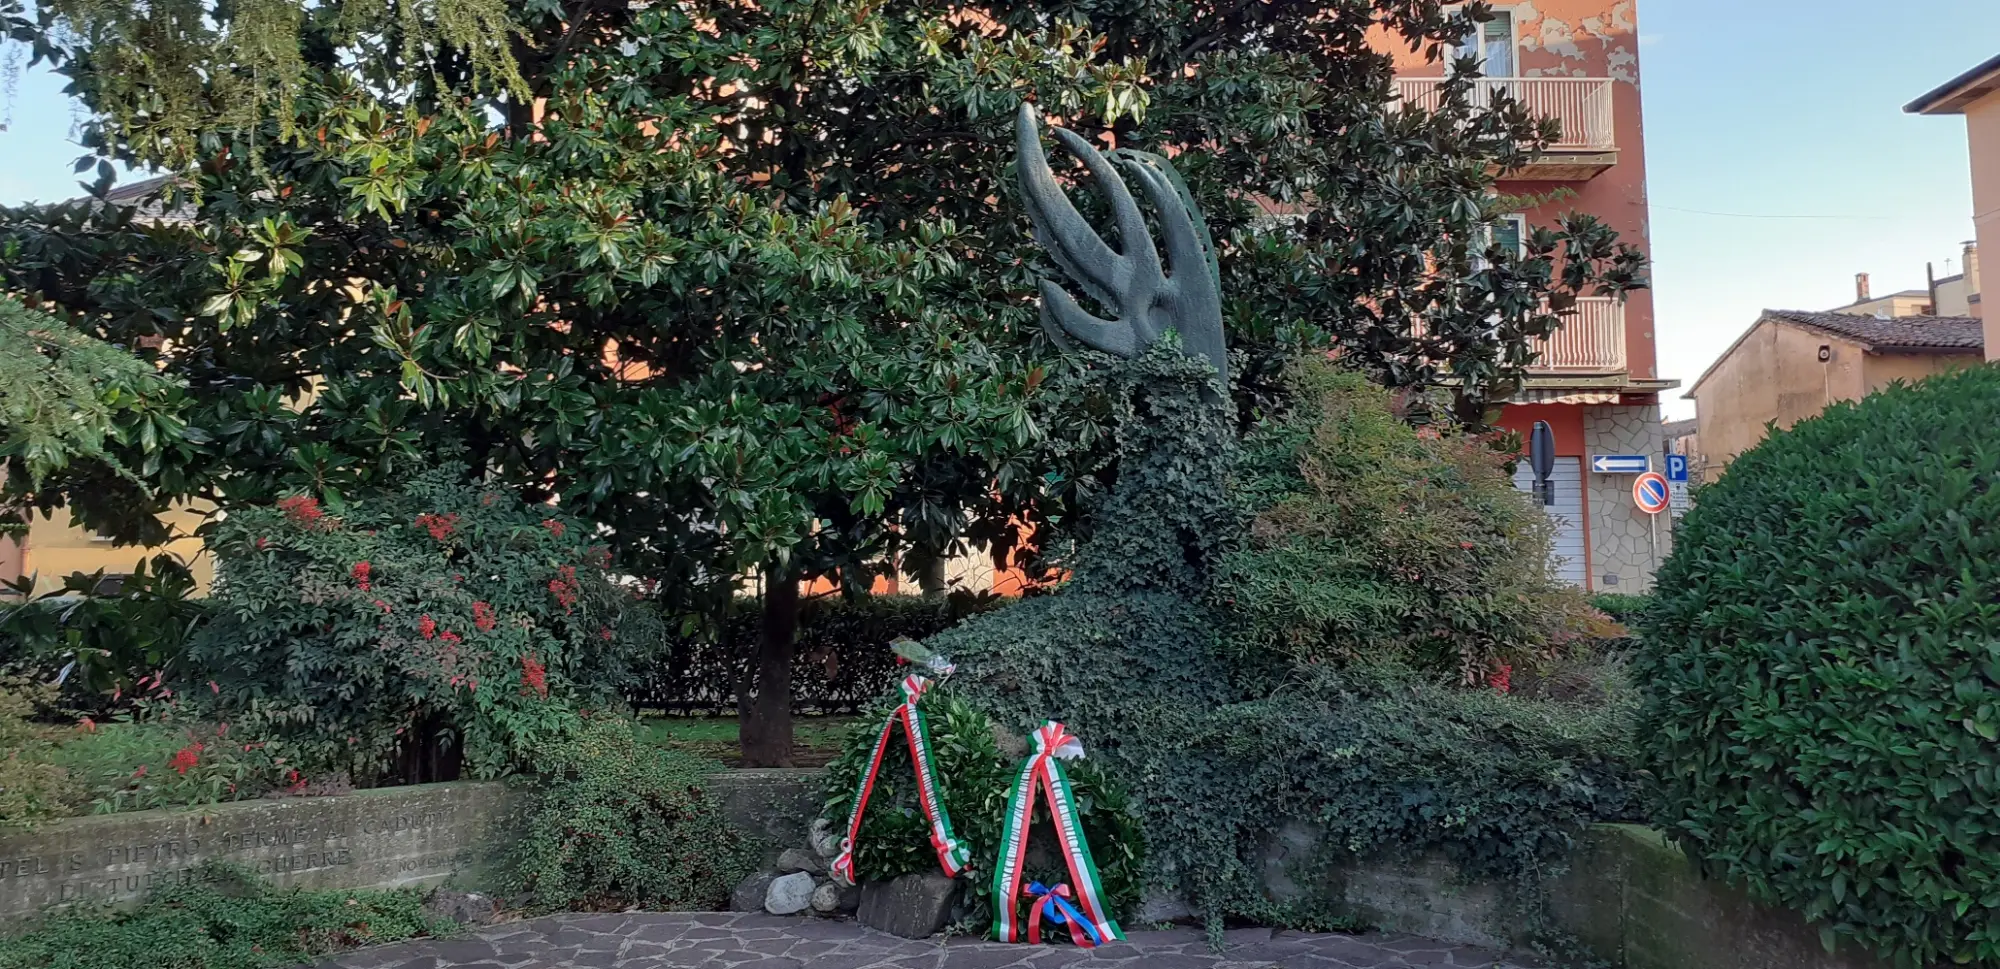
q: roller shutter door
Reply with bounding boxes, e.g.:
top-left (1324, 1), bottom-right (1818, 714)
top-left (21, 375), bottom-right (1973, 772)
top-left (1513, 456), bottom-right (1587, 587)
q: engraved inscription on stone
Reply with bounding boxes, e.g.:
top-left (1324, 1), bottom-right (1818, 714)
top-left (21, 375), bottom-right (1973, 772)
top-left (0, 782), bottom-right (517, 921)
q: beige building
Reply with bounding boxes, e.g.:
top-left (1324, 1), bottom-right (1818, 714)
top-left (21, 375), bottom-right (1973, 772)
top-left (1909, 53), bottom-right (1998, 349)
top-left (1834, 256), bottom-right (1979, 319)
top-left (1684, 310), bottom-right (1983, 482)
top-left (3, 176), bottom-right (213, 596)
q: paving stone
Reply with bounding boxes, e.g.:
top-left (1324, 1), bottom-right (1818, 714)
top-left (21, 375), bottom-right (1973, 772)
top-left (312, 912), bottom-right (1526, 969)
top-left (1440, 946), bottom-right (1499, 968)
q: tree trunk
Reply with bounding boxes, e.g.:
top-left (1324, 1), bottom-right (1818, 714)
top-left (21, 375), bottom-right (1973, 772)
top-left (739, 565), bottom-right (799, 767)
top-left (915, 555), bottom-right (947, 600)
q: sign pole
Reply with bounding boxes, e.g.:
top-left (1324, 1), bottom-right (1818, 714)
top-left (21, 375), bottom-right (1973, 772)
top-left (1649, 511), bottom-right (1658, 575)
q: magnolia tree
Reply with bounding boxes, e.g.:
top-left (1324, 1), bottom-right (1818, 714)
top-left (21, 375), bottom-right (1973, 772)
top-left (2, 0), bottom-right (1643, 764)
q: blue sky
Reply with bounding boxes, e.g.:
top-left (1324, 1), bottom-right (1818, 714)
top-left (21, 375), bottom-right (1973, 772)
top-left (1641, 0), bottom-right (1998, 417)
top-left (3, 1), bottom-right (1997, 420)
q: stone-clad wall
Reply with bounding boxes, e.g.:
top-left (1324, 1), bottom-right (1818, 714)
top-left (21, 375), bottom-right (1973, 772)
top-left (0, 781), bottom-right (520, 922)
top-left (1582, 404), bottom-right (1672, 592)
top-left (0, 771), bottom-right (824, 925)
top-left (0, 771), bottom-right (1883, 969)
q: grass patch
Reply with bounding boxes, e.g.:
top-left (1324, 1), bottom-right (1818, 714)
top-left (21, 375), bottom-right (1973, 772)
top-left (636, 715), bottom-right (855, 767)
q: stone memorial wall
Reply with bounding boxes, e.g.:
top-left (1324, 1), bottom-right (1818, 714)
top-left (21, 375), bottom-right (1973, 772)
top-left (0, 781), bottom-right (520, 922)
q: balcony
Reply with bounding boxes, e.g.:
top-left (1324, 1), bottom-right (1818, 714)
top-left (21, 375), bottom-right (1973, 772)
top-left (1529, 296), bottom-right (1626, 373)
top-left (1393, 77), bottom-right (1619, 179)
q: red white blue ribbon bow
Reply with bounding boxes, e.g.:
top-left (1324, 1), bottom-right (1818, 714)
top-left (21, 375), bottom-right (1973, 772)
top-left (831, 674), bottom-right (971, 884)
top-left (1026, 882), bottom-right (1103, 948)
top-left (991, 721), bottom-right (1124, 944)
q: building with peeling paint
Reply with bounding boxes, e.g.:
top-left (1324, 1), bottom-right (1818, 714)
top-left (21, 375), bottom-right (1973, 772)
top-left (1389, 1), bottom-right (1675, 592)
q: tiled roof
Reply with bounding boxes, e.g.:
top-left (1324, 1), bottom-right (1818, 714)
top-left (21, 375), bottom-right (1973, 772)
top-left (1763, 309), bottom-right (1984, 352)
top-left (1662, 418), bottom-right (1697, 437)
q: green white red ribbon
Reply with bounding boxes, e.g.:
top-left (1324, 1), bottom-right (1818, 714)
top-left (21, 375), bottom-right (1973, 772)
top-left (831, 674), bottom-right (972, 884)
top-left (991, 721), bottom-right (1124, 945)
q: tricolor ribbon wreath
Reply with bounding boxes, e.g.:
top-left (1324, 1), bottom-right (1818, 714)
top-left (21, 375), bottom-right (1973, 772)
top-left (830, 674), bottom-right (972, 884)
top-left (991, 721), bottom-right (1125, 946)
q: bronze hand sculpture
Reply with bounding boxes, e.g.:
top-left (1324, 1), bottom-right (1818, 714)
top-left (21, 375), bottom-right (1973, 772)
top-left (1015, 103), bottom-right (1227, 392)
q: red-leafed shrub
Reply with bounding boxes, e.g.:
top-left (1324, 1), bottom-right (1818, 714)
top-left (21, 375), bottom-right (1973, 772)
top-left (190, 467), bottom-right (660, 782)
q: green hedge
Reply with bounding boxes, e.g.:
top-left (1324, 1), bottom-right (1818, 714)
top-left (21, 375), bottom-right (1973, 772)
top-left (1638, 365), bottom-right (2000, 968)
top-left (624, 591), bottom-right (1001, 714)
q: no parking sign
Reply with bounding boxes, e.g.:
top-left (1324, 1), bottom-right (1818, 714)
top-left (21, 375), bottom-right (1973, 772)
top-left (1632, 472), bottom-right (1670, 516)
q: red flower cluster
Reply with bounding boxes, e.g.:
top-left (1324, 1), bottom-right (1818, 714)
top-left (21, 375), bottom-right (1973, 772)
top-left (589, 545), bottom-right (613, 568)
top-left (415, 512), bottom-right (461, 541)
top-left (419, 614), bottom-right (438, 640)
top-left (542, 518), bottom-right (566, 539)
top-left (549, 565), bottom-right (579, 611)
top-left (169, 743), bottom-right (204, 775)
top-left (1490, 663), bottom-right (1513, 695)
top-left (521, 655), bottom-right (549, 698)
top-left (472, 601), bottom-right (497, 632)
top-left (277, 495), bottom-right (326, 528)
top-left (598, 626), bottom-right (614, 641)
top-left (351, 560), bottom-right (373, 591)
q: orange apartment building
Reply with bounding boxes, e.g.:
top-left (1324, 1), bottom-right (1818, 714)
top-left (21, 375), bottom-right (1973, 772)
top-left (1390, 1), bottom-right (1674, 591)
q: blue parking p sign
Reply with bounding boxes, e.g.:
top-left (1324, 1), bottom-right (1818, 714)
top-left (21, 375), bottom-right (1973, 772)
top-left (1666, 454), bottom-right (1689, 483)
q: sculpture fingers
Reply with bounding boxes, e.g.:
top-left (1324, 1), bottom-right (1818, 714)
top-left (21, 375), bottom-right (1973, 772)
top-left (1016, 104), bottom-right (1122, 308)
top-left (1117, 157), bottom-right (1207, 290)
top-left (1047, 126), bottom-right (1161, 284)
top-left (1039, 279), bottom-right (1137, 359)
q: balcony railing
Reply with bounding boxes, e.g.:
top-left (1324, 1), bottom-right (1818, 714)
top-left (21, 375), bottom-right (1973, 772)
top-left (1394, 77), bottom-right (1617, 152)
top-left (1530, 296), bottom-right (1625, 372)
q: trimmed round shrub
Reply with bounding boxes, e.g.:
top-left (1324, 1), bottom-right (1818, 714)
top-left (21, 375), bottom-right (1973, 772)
top-left (1638, 365), bottom-right (2000, 968)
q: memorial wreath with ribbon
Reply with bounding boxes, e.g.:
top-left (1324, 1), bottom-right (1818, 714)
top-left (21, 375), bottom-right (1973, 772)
top-left (830, 673), bottom-right (972, 884)
top-left (991, 721), bottom-right (1125, 946)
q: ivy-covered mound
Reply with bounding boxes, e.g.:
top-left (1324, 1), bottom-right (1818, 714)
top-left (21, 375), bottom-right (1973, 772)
top-left (191, 466), bottom-right (661, 783)
top-left (835, 351), bottom-right (1639, 935)
top-left (1638, 365), bottom-right (2000, 969)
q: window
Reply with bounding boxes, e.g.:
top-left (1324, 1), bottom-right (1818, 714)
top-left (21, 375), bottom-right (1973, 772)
top-left (1451, 7), bottom-right (1517, 78)
top-left (1473, 213), bottom-right (1528, 269)
top-left (1492, 214), bottom-right (1526, 256)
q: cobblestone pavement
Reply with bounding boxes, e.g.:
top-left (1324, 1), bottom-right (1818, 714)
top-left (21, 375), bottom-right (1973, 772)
top-left (318, 912), bottom-right (1541, 969)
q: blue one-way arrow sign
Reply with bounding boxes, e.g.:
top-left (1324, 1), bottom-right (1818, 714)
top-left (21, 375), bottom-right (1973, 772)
top-left (1591, 454), bottom-right (1651, 474)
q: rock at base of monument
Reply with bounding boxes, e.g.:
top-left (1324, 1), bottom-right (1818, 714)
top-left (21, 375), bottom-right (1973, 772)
top-left (810, 818), bottom-right (843, 860)
top-left (1136, 888), bottom-right (1193, 924)
top-left (732, 871), bottom-right (778, 913)
top-left (809, 879), bottom-right (841, 915)
top-left (777, 847), bottom-right (825, 875)
top-left (765, 871), bottom-right (817, 916)
top-left (857, 872), bottom-right (962, 939)
top-left (423, 890), bottom-right (501, 926)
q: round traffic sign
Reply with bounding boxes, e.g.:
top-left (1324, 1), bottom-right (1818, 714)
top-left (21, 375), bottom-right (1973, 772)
top-left (1633, 472), bottom-right (1670, 515)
